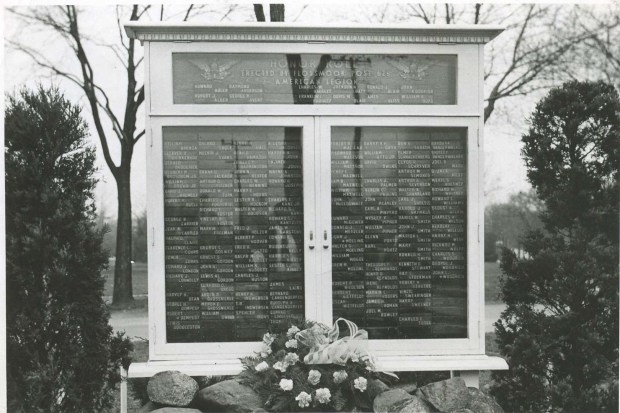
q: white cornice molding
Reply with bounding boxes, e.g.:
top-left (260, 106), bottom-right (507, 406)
top-left (124, 23), bottom-right (504, 44)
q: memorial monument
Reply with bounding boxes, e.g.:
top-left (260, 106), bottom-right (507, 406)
top-left (123, 22), bottom-right (508, 394)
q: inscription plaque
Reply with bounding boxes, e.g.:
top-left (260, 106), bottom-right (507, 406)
top-left (331, 127), bottom-right (467, 339)
top-left (163, 126), bottom-right (305, 343)
top-left (173, 54), bottom-right (456, 105)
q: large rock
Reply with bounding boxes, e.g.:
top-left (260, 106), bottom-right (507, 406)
top-left (373, 389), bottom-right (414, 413)
top-left (138, 401), bottom-right (162, 412)
top-left (466, 388), bottom-right (504, 413)
top-left (389, 396), bottom-right (435, 413)
top-left (147, 371), bottom-right (199, 407)
top-left (195, 379), bottom-right (263, 412)
top-left (151, 409), bottom-right (203, 413)
top-left (368, 379), bottom-right (390, 400)
top-left (415, 377), bottom-right (469, 412)
top-left (391, 382), bottom-right (417, 395)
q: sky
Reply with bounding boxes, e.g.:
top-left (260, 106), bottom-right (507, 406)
top-left (4, 2), bottom-right (604, 218)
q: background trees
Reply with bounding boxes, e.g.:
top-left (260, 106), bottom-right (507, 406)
top-left (484, 190), bottom-right (543, 262)
top-left (491, 81), bottom-right (619, 411)
top-left (5, 87), bottom-right (132, 412)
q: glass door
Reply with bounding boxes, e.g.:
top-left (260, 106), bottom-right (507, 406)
top-left (150, 117), bottom-right (318, 357)
top-left (318, 117), bottom-right (481, 355)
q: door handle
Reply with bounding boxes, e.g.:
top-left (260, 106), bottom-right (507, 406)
top-left (323, 230), bottom-right (329, 249)
top-left (309, 231), bottom-right (315, 249)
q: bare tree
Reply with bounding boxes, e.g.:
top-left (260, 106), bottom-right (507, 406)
top-left (321, 3), bottom-right (612, 123)
top-left (7, 4), bottom-right (244, 307)
top-left (7, 5), bottom-right (148, 306)
top-left (402, 4), bottom-right (602, 122)
top-left (560, 5), bottom-right (620, 89)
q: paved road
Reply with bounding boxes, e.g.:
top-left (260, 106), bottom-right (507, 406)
top-left (109, 308), bottom-right (148, 340)
top-left (485, 304), bottom-right (505, 332)
top-left (110, 304), bottom-right (508, 339)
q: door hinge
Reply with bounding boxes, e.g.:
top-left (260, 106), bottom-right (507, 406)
top-left (149, 127), bottom-right (153, 148)
top-left (477, 225), bottom-right (481, 243)
top-left (477, 128), bottom-right (480, 147)
top-left (152, 227), bottom-right (155, 247)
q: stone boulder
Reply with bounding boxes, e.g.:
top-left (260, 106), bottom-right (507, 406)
top-left (374, 389), bottom-right (413, 413)
top-left (147, 371), bottom-right (199, 407)
top-left (415, 377), bottom-right (469, 412)
top-left (151, 408), bottom-right (203, 413)
top-left (388, 396), bottom-right (435, 413)
top-left (368, 379), bottom-right (390, 400)
top-left (195, 379), bottom-right (264, 412)
top-left (374, 389), bottom-right (434, 413)
top-left (391, 382), bottom-right (417, 395)
top-left (138, 401), bottom-right (162, 412)
top-left (466, 388), bottom-right (504, 413)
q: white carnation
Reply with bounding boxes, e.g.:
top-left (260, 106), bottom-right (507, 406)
top-left (295, 391), bottom-right (312, 408)
top-left (284, 352), bottom-right (299, 365)
top-left (354, 377), bottom-right (368, 392)
top-left (314, 388), bottom-right (331, 404)
top-left (333, 370), bottom-right (348, 384)
top-left (255, 361), bottom-right (269, 372)
top-left (285, 339), bottom-right (298, 349)
top-left (279, 378), bottom-right (294, 391)
top-left (287, 325), bottom-right (301, 337)
top-left (307, 369), bottom-right (321, 385)
top-left (273, 361), bottom-right (288, 372)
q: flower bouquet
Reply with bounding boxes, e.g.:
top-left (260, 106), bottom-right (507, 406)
top-left (238, 318), bottom-right (395, 412)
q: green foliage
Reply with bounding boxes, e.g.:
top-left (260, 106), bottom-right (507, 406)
top-left (5, 86), bottom-right (133, 412)
top-left (491, 81), bottom-right (619, 412)
top-left (521, 80), bottom-right (619, 238)
top-left (237, 320), bottom-right (394, 412)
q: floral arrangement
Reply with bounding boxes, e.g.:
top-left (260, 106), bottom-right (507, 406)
top-left (238, 318), bottom-right (395, 412)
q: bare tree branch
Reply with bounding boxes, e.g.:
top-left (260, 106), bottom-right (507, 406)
top-left (183, 4), bottom-right (194, 22)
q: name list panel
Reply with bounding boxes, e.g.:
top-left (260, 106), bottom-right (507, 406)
top-left (331, 127), bottom-right (467, 339)
top-left (173, 53), bottom-right (456, 105)
top-left (163, 126), bottom-right (305, 343)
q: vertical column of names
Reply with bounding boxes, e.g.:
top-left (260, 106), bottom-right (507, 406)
top-left (233, 132), bottom-right (270, 340)
top-left (164, 129), bottom-right (201, 342)
top-left (199, 130), bottom-right (235, 341)
top-left (362, 132), bottom-right (399, 338)
top-left (331, 131), bottom-right (365, 328)
top-left (268, 129), bottom-right (305, 329)
top-left (397, 130), bottom-right (433, 338)
top-left (431, 130), bottom-right (467, 337)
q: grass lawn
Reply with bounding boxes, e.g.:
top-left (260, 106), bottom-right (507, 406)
top-left (103, 261), bottom-right (149, 298)
top-left (484, 261), bottom-right (503, 304)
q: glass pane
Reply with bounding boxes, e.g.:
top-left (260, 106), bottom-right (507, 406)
top-left (331, 127), bottom-right (467, 339)
top-left (173, 53), bottom-right (456, 105)
top-left (163, 126), bottom-right (304, 342)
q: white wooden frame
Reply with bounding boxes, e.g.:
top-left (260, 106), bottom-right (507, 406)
top-left (131, 24), bottom-right (508, 378)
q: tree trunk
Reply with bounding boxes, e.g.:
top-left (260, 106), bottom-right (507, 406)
top-left (112, 163), bottom-right (134, 306)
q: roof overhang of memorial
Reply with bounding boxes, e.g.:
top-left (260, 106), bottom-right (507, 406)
top-left (124, 22), bottom-right (504, 44)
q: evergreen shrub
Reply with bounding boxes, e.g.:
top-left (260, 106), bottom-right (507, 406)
top-left (5, 87), bottom-right (132, 412)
